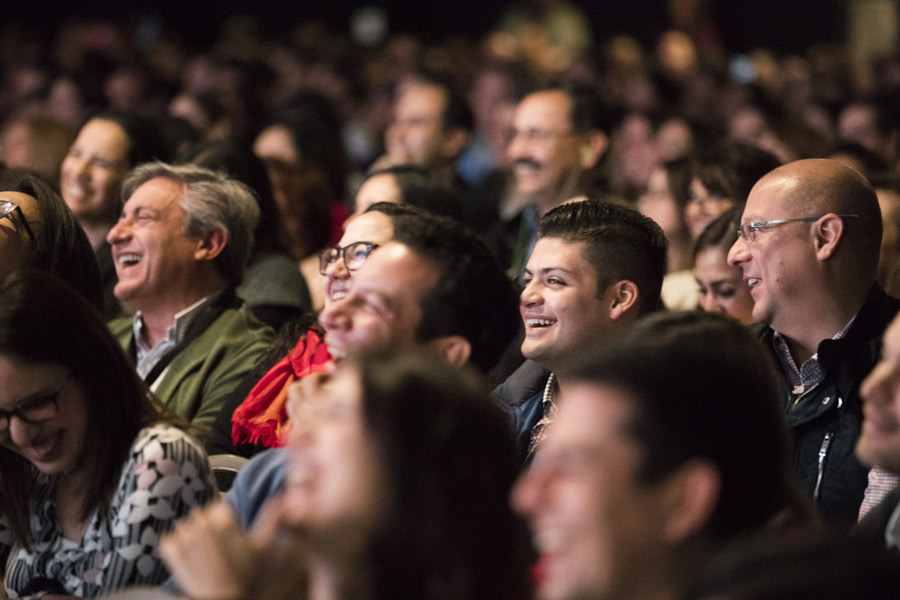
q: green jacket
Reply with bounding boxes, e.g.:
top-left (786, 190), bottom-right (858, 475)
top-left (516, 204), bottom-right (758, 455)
top-left (109, 302), bottom-right (274, 441)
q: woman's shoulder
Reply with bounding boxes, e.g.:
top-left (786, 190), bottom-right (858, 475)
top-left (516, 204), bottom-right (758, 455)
top-left (128, 423), bottom-right (208, 466)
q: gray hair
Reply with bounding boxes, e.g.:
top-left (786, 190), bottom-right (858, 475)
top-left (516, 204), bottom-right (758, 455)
top-left (121, 162), bottom-right (260, 286)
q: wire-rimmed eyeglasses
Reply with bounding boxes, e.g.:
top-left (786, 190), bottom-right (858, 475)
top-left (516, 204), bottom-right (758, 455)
top-left (736, 214), bottom-right (859, 243)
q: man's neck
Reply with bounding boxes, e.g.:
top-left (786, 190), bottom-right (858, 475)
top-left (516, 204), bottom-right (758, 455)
top-left (136, 287), bottom-right (222, 348)
top-left (773, 289), bottom-right (869, 365)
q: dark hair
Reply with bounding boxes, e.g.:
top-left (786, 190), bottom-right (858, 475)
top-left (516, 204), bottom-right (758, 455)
top-left (828, 142), bottom-right (890, 176)
top-left (538, 199), bottom-right (667, 314)
top-left (0, 270), bottom-right (165, 548)
top-left (122, 162), bottom-right (260, 287)
top-left (414, 72), bottom-right (474, 133)
top-left (267, 91), bottom-right (349, 201)
top-left (82, 110), bottom-right (171, 169)
top-left (685, 534), bottom-right (900, 600)
top-left (662, 156), bottom-right (693, 209)
top-left (181, 139), bottom-right (289, 258)
top-left (693, 207), bottom-right (741, 260)
top-left (389, 212), bottom-right (519, 373)
top-left (363, 164), bottom-right (465, 222)
top-left (569, 311), bottom-right (799, 542)
top-left (354, 350), bottom-right (532, 600)
top-left (693, 141), bottom-right (781, 204)
top-left (0, 168), bottom-right (103, 313)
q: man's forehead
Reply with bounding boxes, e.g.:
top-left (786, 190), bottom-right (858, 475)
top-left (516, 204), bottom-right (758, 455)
top-left (743, 176), bottom-right (792, 218)
top-left (516, 91), bottom-right (572, 126)
top-left (356, 242), bottom-right (440, 293)
top-left (528, 237), bottom-right (594, 272)
top-left (126, 177), bottom-right (184, 210)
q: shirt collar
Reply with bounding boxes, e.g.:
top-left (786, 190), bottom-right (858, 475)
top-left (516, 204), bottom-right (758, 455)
top-left (133, 290), bottom-right (223, 354)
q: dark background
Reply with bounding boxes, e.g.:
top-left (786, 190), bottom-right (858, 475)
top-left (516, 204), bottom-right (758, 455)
top-left (0, 0), bottom-right (845, 55)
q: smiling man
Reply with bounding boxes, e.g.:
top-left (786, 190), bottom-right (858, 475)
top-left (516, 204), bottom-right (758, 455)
top-left (494, 199), bottom-right (667, 463)
top-left (107, 163), bottom-right (273, 437)
top-left (498, 85), bottom-right (611, 277)
top-left (728, 158), bottom-right (900, 527)
top-left (512, 311), bottom-right (801, 600)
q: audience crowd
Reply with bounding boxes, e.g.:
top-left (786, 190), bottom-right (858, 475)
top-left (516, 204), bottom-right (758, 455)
top-left (4, 1), bottom-right (900, 598)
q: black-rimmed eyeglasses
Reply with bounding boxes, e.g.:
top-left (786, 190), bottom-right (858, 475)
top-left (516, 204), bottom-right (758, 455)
top-left (318, 242), bottom-right (379, 275)
top-left (736, 214), bottom-right (859, 243)
top-left (0, 391), bottom-right (61, 433)
top-left (0, 200), bottom-right (35, 242)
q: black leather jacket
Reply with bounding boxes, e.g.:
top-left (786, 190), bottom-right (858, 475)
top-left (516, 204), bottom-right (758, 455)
top-left (492, 359), bottom-right (552, 466)
top-left (755, 285), bottom-right (900, 528)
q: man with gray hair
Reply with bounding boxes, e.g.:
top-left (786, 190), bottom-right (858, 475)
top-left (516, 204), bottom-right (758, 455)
top-left (107, 162), bottom-right (273, 437)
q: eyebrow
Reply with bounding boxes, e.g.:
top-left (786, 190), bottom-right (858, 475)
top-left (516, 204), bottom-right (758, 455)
top-left (526, 266), bottom-right (576, 276)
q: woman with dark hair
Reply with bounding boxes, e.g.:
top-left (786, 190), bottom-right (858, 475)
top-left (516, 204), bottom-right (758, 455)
top-left (354, 163), bottom-right (465, 222)
top-left (159, 349), bottom-right (533, 600)
top-left (0, 270), bottom-right (214, 598)
top-left (253, 94), bottom-right (350, 263)
top-left (685, 141), bottom-right (781, 240)
top-left (181, 140), bottom-right (313, 331)
top-left (60, 110), bottom-right (170, 318)
top-left (693, 207), bottom-right (755, 325)
top-left (206, 202), bottom-right (420, 457)
top-left (0, 168), bottom-right (104, 313)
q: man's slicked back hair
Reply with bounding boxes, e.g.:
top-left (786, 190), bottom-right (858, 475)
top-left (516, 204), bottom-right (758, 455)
top-left (537, 199), bottom-right (667, 314)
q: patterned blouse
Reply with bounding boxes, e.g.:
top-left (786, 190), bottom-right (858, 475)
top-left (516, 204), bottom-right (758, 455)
top-left (0, 424), bottom-right (214, 598)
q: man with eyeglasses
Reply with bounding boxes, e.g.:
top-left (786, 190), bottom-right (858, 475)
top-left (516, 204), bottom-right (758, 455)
top-left (728, 158), bottom-right (900, 528)
top-left (496, 84), bottom-right (611, 278)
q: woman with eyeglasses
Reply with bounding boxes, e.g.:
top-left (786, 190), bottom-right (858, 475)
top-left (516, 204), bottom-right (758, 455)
top-left (205, 203), bottom-right (425, 459)
top-left (0, 169), bottom-right (104, 314)
top-left (0, 269), bottom-right (214, 598)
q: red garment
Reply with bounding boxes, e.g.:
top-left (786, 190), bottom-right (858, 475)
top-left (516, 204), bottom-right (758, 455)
top-left (231, 329), bottom-right (332, 448)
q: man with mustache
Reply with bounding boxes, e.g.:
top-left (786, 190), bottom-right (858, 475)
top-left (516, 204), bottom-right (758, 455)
top-left (498, 85), bottom-right (611, 277)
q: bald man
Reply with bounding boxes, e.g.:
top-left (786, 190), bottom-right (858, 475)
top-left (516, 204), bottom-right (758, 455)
top-left (728, 158), bottom-right (900, 527)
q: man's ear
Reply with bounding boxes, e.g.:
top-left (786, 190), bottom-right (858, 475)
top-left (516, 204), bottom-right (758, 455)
top-left (427, 335), bottom-right (472, 367)
top-left (608, 280), bottom-right (639, 320)
top-left (194, 228), bottom-right (228, 262)
top-left (659, 459), bottom-right (721, 544)
top-left (813, 213), bottom-right (845, 260)
top-left (580, 130), bottom-right (609, 169)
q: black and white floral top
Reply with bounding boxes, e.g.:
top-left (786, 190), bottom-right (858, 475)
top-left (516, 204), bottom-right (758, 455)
top-left (0, 424), bottom-right (214, 598)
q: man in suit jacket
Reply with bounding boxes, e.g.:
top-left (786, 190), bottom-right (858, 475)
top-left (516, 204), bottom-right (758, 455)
top-left (107, 162), bottom-right (272, 438)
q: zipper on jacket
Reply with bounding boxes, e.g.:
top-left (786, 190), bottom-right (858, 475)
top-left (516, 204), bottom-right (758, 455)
top-left (814, 431), bottom-right (835, 500)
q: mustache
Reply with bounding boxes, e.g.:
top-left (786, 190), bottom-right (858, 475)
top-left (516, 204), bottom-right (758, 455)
top-left (513, 157), bottom-right (541, 170)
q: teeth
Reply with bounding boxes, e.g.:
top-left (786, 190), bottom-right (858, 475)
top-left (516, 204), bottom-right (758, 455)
top-left (527, 319), bottom-right (555, 327)
top-left (65, 183), bottom-right (90, 198)
top-left (31, 434), bottom-right (57, 457)
top-left (330, 291), bottom-right (346, 301)
top-left (748, 278), bottom-right (759, 286)
top-left (118, 253), bottom-right (141, 266)
top-left (534, 529), bottom-right (566, 553)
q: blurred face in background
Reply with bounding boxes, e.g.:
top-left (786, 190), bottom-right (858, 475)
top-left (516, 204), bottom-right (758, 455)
top-left (695, 246), bottom-right (755, 325)
top-left (60, 118), bottom-right (131, 226)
